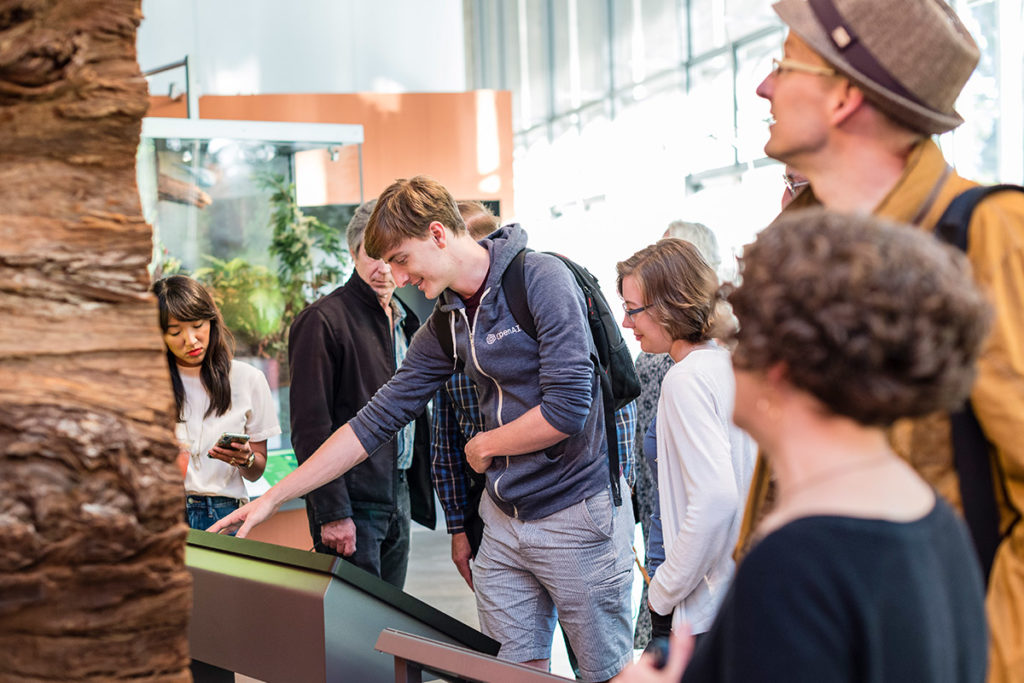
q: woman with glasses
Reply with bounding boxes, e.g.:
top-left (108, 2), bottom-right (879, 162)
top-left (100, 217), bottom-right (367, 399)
top-left (617, 239), bottom-right (755, 646)
top-left (614, 211), bottom-right (989, 683)
top-left (632, 222), bottom-right (726, 650)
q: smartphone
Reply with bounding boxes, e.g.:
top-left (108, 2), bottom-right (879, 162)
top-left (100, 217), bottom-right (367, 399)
top-left (215, 432), bottom-right (250, 450)
top-left (646, 637), bottom-right (670, 670)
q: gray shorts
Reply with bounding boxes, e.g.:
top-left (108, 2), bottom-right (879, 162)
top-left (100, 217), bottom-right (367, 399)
top-left (474, 482), bottom-right (634, 682)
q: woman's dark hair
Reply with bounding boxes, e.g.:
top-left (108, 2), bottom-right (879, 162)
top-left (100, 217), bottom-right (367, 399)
top-left (151, 275), bottom-right (234, 420)
top-left (616, 238), bottom-right (729, 343)
top-left (726, 209), bottom-right (992, 426)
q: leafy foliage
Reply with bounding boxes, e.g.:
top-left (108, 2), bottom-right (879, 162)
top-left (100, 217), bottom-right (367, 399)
top-left (263, 173), bottom-right (348, 339)
top-left (152, 243), bottom-right (184, 280)
top-left (194, 256), bottom-right (286, 358)
top-left (159, 174), bottom-right (348, 362)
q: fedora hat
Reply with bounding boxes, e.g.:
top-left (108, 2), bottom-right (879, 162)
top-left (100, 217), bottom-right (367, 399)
top-left (773, 0), bottom-right (979, 134)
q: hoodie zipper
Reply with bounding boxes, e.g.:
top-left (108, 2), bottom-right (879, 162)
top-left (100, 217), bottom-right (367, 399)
top-left (459, 288), bottom-right (518, 518)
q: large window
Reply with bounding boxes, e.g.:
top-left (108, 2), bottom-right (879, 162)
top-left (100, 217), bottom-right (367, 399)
top-left (467, 0), bottom-right (1022, 183)
top-left (138, 119), bottom-right (363, 457)
top-left (521, 0), bottom-right (554, 131)
top-left (734, 29), bottom-right (783, 163)
top-left (465, 0), bottom-right (1024, 346)
top-left (140, 137), bottom-right (292, 274)
top-left (947, 0), bottom-right (1004, 183)
top-left (467, 0), bottom-right (791, 164)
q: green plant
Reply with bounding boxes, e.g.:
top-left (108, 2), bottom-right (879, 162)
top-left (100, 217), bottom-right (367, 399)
top-left (262, 173), bottom-right (348, 337)
top-left (151, 243), bottom-right (185, 280)
top-left (194, 256), bottom-right (286, 358)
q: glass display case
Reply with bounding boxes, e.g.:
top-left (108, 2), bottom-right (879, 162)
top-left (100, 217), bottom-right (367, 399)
top-left (138, 117), bottom-right (363, 274)
top-left (137, 117), bottom-right (364, 476)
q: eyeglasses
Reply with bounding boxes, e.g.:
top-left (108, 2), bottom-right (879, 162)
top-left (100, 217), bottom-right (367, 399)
top-left (783, 172), bottom-right (810, 195)
top-left (770, 57), bottom-right (837, 79)
top-left (622, 302), bottom-right (650, 323)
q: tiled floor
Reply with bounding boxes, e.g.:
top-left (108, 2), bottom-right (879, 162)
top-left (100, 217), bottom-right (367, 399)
top-left (403, 522), bottom-right (480, 628)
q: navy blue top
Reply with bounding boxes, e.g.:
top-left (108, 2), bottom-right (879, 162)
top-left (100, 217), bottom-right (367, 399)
top-left (683, 498), bottom-right (987, 683)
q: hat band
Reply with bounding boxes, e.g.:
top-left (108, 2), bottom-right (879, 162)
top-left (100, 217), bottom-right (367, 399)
top-left (807, 0), bottom-right (927, 108)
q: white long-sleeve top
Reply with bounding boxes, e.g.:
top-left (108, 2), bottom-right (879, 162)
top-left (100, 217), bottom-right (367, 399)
top-left (648, 342), bottom-right (756, 633)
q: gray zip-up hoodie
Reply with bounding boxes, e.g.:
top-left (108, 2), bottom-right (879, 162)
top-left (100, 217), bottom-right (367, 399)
top-left (348, 224), bottom-right (608, 520)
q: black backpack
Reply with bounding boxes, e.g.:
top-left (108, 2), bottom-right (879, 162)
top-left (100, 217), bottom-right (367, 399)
top-left (433, 248), bottom-right (641, 506)
top-left (933, 183), bottom-right (1024, 583)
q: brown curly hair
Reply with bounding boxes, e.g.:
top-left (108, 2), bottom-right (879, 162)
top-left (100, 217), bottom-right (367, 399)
top-left (726, 209), bottom-right (991, 426)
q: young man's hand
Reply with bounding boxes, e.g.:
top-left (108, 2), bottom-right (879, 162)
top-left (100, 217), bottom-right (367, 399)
top-left (208, 495), bottom-right (277, 538)
top-left (465, 432), bottom-right (494, 473)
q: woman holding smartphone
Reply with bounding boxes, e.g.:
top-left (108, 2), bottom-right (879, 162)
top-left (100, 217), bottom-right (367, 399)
top-left (153, 275), bottom-right (281, 530)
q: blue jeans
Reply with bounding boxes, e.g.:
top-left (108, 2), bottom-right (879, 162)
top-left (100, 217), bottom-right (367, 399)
top-left (313, 471), bottom-right (411, 589)
top-left (186, 495), bottom-right (240, 533)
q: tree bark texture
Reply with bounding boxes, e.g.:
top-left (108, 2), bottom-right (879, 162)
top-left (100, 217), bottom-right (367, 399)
top-left (0, 1), bottom-right (191, 681)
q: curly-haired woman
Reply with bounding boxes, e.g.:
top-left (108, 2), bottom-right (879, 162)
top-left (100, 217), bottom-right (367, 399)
top-left (615, 209), bottom-right (990, 683)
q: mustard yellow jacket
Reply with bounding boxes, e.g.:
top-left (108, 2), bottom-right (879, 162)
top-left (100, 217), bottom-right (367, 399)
top-left (736, 139), bottom-right (1024, 683)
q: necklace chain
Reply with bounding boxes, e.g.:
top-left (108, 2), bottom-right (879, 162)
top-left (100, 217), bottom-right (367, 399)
top-left (782, 453), bottom-right (894, 500)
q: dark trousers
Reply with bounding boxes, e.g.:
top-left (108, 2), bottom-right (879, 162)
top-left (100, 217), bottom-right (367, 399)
top-left (646, 610), bottom-right (707, 657)
top-left (313, 472), bottom-right (411, 589)
top-left (650, 608), bottom-right (673, 640)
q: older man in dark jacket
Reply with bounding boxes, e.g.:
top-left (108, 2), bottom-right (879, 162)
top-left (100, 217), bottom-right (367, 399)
top-left (288, 200), bottom-right (433, 588)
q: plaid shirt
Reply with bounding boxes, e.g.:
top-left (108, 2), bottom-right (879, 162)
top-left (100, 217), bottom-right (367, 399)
top-left (431, 372), bottom-right (637, 534)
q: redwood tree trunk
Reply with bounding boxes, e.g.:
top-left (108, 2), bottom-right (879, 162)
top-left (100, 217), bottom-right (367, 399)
top-left (0, 1), bottom-right (191, 680)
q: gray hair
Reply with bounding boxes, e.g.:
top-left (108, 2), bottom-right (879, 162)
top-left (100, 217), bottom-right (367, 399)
top-left (346, 198), bottom-right (378, 256)
top-left (664, 220), bottom-right (721, 271)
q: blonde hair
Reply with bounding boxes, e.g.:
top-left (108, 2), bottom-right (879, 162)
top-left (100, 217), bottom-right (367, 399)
top-left (664, 220), bottom-right (721, 271)
top-left (457, 200), bottom-right (500, 239)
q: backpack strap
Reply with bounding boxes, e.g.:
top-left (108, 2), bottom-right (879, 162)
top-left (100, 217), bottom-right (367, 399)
top-left (949, 404), bottom-right (1005, 582)
top-left (500, 247), bottom-right (624, 506)
top-left (933, 183), bottom-right (1024, 583)
top-left (501, 248), bottom-right (538, 340)
top-left (431, 305), bottom-right (464, 372)
top-left (934, 184), bottom-right (1024, 251)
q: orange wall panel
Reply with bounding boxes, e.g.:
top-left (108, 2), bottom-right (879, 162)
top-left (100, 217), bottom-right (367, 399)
top-left (149, 92), bottom-right (514, 213)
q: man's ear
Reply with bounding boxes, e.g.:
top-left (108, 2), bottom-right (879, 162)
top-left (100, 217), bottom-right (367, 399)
top-left (428, 221), bottom-right (448, 247)
top-left (830, 80), bottom-right (866, 127)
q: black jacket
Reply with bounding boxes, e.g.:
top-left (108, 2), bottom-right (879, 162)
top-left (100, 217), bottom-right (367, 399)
top-left (288, 272), bottom-right (435, 532)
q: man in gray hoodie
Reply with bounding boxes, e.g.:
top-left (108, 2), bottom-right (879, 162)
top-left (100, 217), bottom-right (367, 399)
top-left (212, 176), bottom-right (635, 681)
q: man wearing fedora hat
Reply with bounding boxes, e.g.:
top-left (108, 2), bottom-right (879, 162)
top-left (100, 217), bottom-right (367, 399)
top-left (736, 1), bottom-right (1024, 680)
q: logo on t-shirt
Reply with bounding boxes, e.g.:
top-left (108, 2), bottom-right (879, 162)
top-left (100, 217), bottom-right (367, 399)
top-left (486, 325), bottom-right (521, 345)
